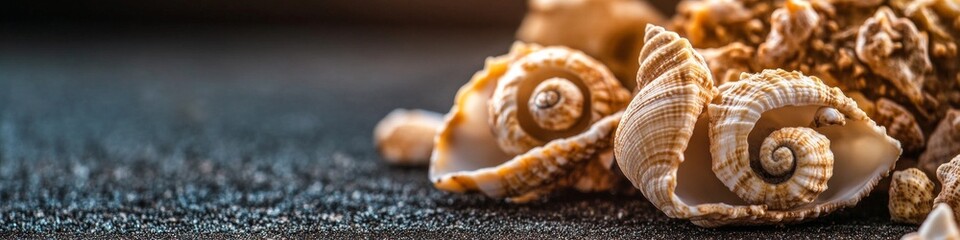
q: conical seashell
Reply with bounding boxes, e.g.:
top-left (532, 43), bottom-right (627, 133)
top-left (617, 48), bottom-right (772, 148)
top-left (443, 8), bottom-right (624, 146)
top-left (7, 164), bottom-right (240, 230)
top-left (373, 109), bottom-right (445, 166)
top-left (517, 0), bottom-right (667, 89)
top-left (614, 24), bottom-right (717, 219)
top-left (920, 109), bottom-right (960, 175)
top-left (489, 47), bottom-right (630, 155)
top-left (856, 7), bottom-right (933, 111)
top-left (935, 154), bottom-right (960, 219)
top-left (616, 26), bottom-right (902, 226)
top-left (889, 168), bottom-right (935, 224)
top-left (902, 204), bottom-right (960, 240)
top-left (430, 42), bottom-right (630, 202)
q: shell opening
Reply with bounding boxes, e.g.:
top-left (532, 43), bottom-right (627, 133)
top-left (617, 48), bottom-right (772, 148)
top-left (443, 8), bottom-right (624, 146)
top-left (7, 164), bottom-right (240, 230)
top-left (528, 77), bottom-right (585, 131)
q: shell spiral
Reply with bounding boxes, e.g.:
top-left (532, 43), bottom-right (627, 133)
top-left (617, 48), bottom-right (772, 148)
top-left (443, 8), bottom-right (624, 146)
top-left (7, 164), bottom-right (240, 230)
top-left (490, 47), bottom-right (630, 155)
top-left (613, 24), bottom-right (716, 217)
top-left (709, 69), bottom-right (850, 210)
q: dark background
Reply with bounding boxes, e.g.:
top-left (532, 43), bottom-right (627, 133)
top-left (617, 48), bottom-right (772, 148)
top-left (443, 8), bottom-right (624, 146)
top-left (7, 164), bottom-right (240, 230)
top-left (0, 0), bottom-right (918, 238)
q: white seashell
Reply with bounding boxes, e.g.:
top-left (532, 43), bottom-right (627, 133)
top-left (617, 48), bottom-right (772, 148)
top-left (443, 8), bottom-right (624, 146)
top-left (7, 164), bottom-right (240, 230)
top-left (373, 109), bottom-right (444, 166)
top-left (430, 42), bottom-right (630, 202)
top-left (902, 204), bottom-right (960, 240)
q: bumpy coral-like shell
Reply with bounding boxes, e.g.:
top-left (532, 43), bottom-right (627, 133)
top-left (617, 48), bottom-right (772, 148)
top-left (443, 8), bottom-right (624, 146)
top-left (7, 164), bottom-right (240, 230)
top-left (616, 27), bottom-right (902, 225)
top-left (902, 204), bottom-right (960, 240)
top-left (697, 42), bottom-right (755, 85)
top-left (856, 7), bottom-right (933, 110)
top-left (935, 154), bottom-right (960, 218)
top-left (430, 42), bottom-right (630, 202)
top-left (490, 47), bottom-right (630, 155)
top-left (889, 168), bottom-right (935, 224)
top-left (517, 0), bottom-right (666, 89)
top-left (758, 0), bottom-right (821, 69)
top-left (673, 0), bottom-right (763, 48)
top-left (374, 109), bottom-right (444, 166)
top-left (919, 109), bottom-right (960, 175)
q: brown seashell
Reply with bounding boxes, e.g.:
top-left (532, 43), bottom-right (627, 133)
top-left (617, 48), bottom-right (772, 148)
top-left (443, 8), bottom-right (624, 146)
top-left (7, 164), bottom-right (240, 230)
top-left (889, 168), bottom-right (935, 224)
top-left (373, 109), bottom-right (444, 166)
top-left (697, 42), bottom-right (755, 85)
top-left (874, 98), bottom-right (926, 153)
top-left (920, 109), bottom-right (960, 175)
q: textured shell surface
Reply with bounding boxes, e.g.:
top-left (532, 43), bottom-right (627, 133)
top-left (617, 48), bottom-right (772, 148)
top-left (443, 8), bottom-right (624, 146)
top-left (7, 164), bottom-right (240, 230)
top-left (935, 153), bottom-right (960, 219)
top-left (615, 26), bottom-right (902, 226)
top-left (671, 0), bottom-right (960, 170)
top-left (517, 0), bottom-right (667, 89)
top-left (430, 42), bottom-right (630, 202)
top-left (920, 109), bottom-right (960, 175)
top-left (374, 109), bottom-right (445, 166)
top-left (889, 168), bottom-right (935, 224)
top-left (613, 24), bottom-right (717, 222)
top-left (902, 203), bottom-right (960, 240)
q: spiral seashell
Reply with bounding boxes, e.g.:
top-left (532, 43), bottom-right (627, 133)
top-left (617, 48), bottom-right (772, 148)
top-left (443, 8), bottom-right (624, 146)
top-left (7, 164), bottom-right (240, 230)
top-left (614, 24), bottom-right (718, 219)
top-left (429, 42), bottom-right (630, 202)
top-left (709, 70), bottom-right (849, 210)
top-left (490, 46), bottom-right (630, 155)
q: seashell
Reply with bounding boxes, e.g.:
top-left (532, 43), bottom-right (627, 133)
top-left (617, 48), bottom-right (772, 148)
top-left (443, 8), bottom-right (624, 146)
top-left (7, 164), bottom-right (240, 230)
top-left (757, 0), bottom-right (821, 69)
top-left (934, 153), bottom-right (960, 219)
top-left (615, 26), bottom-right (902, 226)
top-left (706, 69), bottom-right (900, 223)
top-left (902, 204), bottom-right (960, 240)
top-left (697, 42), bottom-right (755, 85)
top-left (856, 7), bottom-right (934, 111)
top-left (517, 0), bottom-right (666, 90)
top-left (430, 42), bottom-right (631, 202)
top-left (874, 98), bottom-right (926, 153)
top-left (889, 168), bottom-right (935, 224)
top-left (919, 109), bottom-right (960, 175)
top-left (373, 109), bottom-right (445, 166)
top-left (489, 46), bottom-right (631, 155)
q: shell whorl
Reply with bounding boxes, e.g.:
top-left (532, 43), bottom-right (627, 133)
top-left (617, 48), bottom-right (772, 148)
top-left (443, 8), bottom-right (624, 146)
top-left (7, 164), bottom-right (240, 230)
top-left (753, 127), bottom-right (834, 209)
top-left (490, 47), bottom-right (630, 155)
top-left (613, 24), bottom-right (716, 218)
top-left (709, 69), bottom-right (852, 210)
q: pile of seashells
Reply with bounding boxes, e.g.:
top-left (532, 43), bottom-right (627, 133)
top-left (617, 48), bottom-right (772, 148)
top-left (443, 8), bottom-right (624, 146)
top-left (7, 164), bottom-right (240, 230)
top-left (373, 0), bottom-right (960, 231)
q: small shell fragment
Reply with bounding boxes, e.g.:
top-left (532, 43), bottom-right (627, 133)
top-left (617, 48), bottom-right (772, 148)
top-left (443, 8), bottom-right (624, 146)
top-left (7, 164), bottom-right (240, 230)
top-left (374, 109), bottom-right (444, 166)
top-left (889, 168), bottom-right (935, 224)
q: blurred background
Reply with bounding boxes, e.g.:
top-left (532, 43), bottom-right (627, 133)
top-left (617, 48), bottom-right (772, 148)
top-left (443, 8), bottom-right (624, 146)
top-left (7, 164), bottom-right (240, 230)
top-left (2, 1), bottom-right (678, 28)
